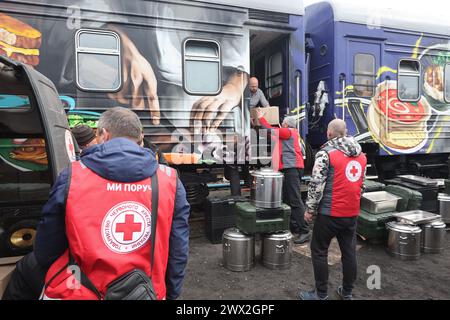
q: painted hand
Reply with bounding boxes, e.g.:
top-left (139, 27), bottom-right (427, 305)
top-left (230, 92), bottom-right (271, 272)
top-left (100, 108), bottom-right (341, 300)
top-left (108, 28), bottom-right (160, 125)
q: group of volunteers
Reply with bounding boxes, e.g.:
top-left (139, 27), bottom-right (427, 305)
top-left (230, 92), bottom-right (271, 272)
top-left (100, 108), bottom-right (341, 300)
top-left (3, 77), bottom-right (366, 301)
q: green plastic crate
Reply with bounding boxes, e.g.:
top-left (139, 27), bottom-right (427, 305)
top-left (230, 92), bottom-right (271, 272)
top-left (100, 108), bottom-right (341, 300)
top-left (364, 179), bottom-right (386, 192)
top-left (445, 180), bottom-right (450, 194)
top-left (385, 185), bottom-right (422, 212)
top-left (235, 202), bottom-right (291, 235)
top-left (357, 210), bottom-right (396, 242)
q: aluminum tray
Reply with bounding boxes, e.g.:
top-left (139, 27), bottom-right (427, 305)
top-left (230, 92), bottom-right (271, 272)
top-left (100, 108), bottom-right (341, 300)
top-left (361, 191), bottom-right (401, 214)
top-left (398, 175), bottom-right (438, 187)
top-left (393, 210), bottom-right (441, 225)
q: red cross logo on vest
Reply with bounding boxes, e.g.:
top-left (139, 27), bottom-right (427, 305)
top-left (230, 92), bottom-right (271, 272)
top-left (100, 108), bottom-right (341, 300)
top-left (115, 214), bottom-right (142, 241)
top-left (345, 161), bottom-right (362, 182)
top-left (65, 130), bottom-right (76, 162)
top-left (101, 201), bottom-right (152, 254)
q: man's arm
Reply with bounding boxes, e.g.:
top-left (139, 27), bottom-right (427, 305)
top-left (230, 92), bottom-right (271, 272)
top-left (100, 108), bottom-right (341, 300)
top-left (258, 117), bottom-right (291, 140)
top-left (258, 89), bottom-right (270, 108)
top-left (34, 169), bottom-right (70, 268)
top-left (165, 179), bottom-right (190, 300)
top-left (305, 150), bottom-right (330, 213)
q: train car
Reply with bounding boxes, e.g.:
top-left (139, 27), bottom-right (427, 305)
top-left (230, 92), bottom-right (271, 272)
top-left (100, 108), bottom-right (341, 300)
top-left (0, 0), bottom-right (307, 254)
top-left (305, 0), bottom-right (450, 179)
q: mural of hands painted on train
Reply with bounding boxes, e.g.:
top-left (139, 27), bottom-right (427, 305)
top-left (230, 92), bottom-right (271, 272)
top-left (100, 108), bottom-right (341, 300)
top-left (107, 27), bottom-right (161, 125)
top-left (191, 71), bottom-right (247, 133)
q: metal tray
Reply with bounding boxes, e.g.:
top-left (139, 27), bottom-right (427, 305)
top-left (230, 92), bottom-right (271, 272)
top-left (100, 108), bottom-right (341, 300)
top-left (398, 175), bottom-right (438, 187)
top-left (393, 210), bottom-right (441, 225)
top-left (361, 191), bottom-right (401, 214)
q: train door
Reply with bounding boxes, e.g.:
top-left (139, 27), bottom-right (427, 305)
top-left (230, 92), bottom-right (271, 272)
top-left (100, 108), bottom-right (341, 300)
top-left (345, 39), bottom-right (382, 141)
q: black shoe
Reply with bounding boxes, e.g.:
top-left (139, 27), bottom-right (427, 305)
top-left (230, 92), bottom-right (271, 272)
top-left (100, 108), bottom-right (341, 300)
top-left (293, 232), bottom-right (311, 244)
top-left (336, 286), bottom-right (353, 300)
top-left (298, 290), bottom-right (328, 300)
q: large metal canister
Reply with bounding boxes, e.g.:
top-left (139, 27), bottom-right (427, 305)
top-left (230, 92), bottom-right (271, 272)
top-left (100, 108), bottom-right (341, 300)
top-left (261, 231), bottom-right (293, 270)
top-left (421, 220), bottom-right (446, 254)
top-left (438, 193), bottom-right (450, 223)
top-left (222, 228), bottom-right (255, 272)
top-left (250, 168), bottom-right (284, 209)
top-left (386, 222), bottom-right (422, 260)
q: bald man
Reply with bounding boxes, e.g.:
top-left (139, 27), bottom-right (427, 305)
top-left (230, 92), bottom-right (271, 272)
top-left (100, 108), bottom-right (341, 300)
top-left (249, 77), bottom-right (270, 108)
top-left (299, 119), bottom-right (367, 301)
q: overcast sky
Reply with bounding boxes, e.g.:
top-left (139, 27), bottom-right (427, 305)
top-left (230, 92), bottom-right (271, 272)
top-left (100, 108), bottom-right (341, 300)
top-left (303, 0), bottom-right (450, 19)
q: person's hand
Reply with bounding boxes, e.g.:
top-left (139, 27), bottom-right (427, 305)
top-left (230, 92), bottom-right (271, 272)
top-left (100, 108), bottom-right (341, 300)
top-left (191, 72), bottom-right (247, 133)
top-left (304, 211), bottom-right (314, 223)
top-left (108, 28), bottom-right (160, 125)
top-left (255, 107), bottom-right (266, 119)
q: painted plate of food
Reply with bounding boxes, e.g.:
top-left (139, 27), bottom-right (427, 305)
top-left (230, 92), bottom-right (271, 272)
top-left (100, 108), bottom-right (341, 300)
top-left (0, 138), bottom-right (48, 171)
top-left (368, 81), bottom-right (430, 154)
top-left (419, 43), bottom-right (450, 114)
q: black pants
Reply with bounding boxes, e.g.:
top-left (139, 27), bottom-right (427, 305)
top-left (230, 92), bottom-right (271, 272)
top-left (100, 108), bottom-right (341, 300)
top-left (310, 214), bottom-right (358, 296)
top-left (2, 252), bottom-right (47, 300)
top-left (281, 168), bottom-right (308, 235)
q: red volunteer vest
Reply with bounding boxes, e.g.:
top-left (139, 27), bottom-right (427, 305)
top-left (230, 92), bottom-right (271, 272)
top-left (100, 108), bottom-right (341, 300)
top-left (318, 147), bottom-right (367, 217)
top-left (272, 128), bottom-right (305, 171)
top-left (42, 161), bottom-right (177, 300)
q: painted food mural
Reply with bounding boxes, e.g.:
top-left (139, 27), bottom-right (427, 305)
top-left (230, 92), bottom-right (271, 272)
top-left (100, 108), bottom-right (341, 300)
top-left (368, 81), bottom-right (430, 153)
top-left (0, 6), bottom-right (251, 166)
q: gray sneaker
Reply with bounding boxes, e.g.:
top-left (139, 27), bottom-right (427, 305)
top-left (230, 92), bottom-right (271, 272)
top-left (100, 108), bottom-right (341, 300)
top-left (336, 286), bottom-right (353, 300)
top-left (293, 232), bottom-right (311, 244)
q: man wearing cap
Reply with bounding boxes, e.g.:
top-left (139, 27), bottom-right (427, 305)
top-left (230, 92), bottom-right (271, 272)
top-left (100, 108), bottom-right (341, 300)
top-left (255, 108), bottom-right (310, 244)
top-left (71, 124), bottom-right (97, 153)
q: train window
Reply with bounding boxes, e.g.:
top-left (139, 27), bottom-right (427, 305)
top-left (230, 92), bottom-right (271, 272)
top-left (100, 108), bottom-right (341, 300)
top-left (398, 59), bottom-right (421, 101)
top-left (183, 39), bottom-right (221, 95)
top-left (268, 52), bottom-right (283, 98)
top-left (75, 29), bottom-right (121, 92)
top-left (445, 63), bottom-right (450, 103)
top-left (353, 54), bottom-right (375, 97)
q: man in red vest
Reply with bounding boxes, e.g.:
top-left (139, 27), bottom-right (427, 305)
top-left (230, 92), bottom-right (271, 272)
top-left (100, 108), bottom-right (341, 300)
top-left (299, 119), bottom-right (367, 300)
top-left (255, 108), bottom-right (310, 244)
top-left (21, 107), bottom-right (190, 300)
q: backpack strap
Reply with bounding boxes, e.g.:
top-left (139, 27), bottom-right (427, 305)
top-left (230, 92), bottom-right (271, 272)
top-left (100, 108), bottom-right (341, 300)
top-left (150, 172), bottom-right (158, 273)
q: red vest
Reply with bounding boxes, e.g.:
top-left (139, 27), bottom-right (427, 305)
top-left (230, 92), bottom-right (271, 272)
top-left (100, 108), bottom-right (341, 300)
top-left (272, 128), bottom-right (305, 171)
top-left (42, 161), bottom-right (177, 300)
top-left (318, 147), bottom-right (367, 217)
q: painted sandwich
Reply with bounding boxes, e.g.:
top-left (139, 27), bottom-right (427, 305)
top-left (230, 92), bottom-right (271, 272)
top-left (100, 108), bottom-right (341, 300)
top-left (0, 13), bottom-right (41, 66)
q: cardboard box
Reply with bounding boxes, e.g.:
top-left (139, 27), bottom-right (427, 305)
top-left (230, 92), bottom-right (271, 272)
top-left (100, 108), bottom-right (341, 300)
top-left (250, 106), bottom-right (280, 126)
top-left (0, 256), bottom-right (22, 299)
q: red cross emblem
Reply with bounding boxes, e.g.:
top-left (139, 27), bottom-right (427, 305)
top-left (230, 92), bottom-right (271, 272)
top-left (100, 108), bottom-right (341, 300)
top-left (115, 214), bottom-right (142, 241)
top-left (350, 165), bottom-right (359, 177)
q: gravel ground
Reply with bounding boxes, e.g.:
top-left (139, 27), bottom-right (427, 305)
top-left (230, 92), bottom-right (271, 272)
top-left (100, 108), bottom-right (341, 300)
top-left (180, 212), bottom-right (450, 300)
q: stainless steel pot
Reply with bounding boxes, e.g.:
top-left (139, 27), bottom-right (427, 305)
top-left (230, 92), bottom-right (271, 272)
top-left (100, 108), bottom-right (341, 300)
top-left (421, 220), bottom-right (446, 254)
top-left (438, 193), bottom-right (450, 223)
top-left (222, 228), bottom-right (255, 272)
top-left (386, 221), bottom-right (422, 260)
top-left (261, 231), bottom-right (293, 270)
top-left (250, 168), bottom-right (284, 209)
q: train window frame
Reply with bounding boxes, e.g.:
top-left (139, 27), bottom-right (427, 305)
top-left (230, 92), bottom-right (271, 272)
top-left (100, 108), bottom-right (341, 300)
top-left (267, 52), bottom-right (283, 99)
top-left (182, 38), bottom-right (222, 96)
top-left (353, 53), bottom-right (376, 98)
top-left (445, 63), bottom-right (450, 103)
top-left (397, 58), bottom-right (421, 102)
top-left (75, 29), bottom-right (122, 93)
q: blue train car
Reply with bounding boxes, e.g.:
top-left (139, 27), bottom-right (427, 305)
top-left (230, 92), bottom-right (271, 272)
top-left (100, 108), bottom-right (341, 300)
top-left (305, 1), bottom-right (450, 178)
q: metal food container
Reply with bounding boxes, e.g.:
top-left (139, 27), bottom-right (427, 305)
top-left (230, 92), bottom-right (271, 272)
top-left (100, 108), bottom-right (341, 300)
top-left (386, 221), bottom-right (422, 260)
top-left (393, 210), bottom-right (441, 225)
top-left (421, 220), bottom-right (446, 254)
top-left (250, 168), bottom-right (284, 209)
top-left (438, 193), bottom-right (450, 223)
top-left (261, 231), bottom-right (293, 270)
top-left (361, 191), bottom-right (401, 214)
top-left (222, 228), bottom-right (255, 272)
top-left (399, 175), bottom-right (439, 186)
